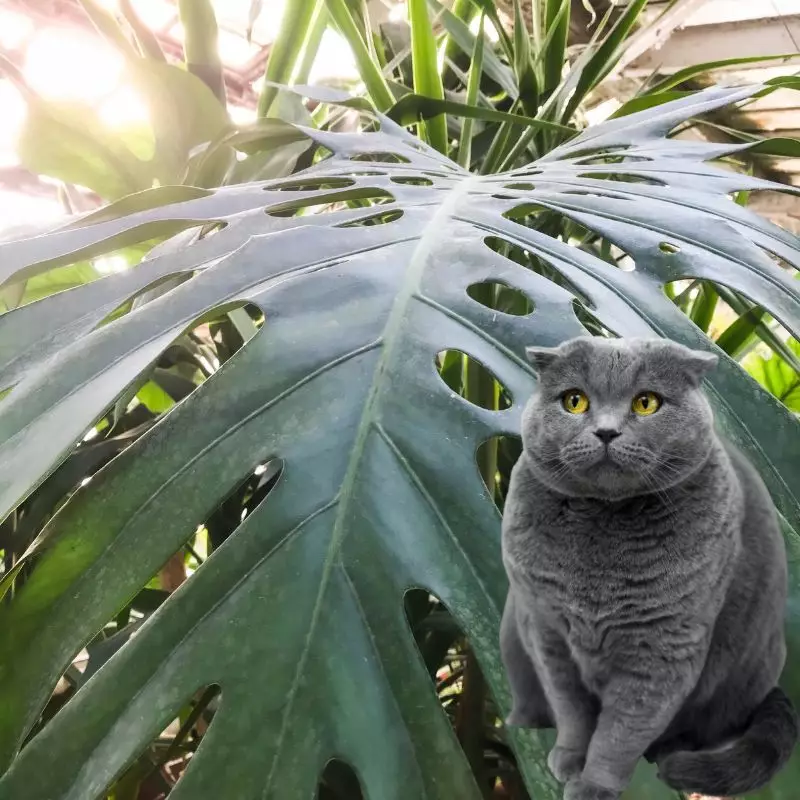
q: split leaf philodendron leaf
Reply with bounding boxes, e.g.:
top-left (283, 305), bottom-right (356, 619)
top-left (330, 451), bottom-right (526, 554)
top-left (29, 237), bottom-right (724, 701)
top-left (0, 86), bottom-right (799, 800)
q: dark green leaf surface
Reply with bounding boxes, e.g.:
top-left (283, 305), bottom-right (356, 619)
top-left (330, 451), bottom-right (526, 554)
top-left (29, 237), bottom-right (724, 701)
top-left (0, 87), bottom-right (798, 800)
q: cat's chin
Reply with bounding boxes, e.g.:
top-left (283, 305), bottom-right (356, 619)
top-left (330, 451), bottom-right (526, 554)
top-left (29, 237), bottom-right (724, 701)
top-left (524, 451), bottom-right (645, 500)
top-left (580, 467), bottom-right (643, 500)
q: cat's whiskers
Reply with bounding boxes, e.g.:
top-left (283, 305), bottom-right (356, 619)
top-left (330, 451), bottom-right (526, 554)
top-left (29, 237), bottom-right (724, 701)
top-left (636, 467), bottom-right (682, 522)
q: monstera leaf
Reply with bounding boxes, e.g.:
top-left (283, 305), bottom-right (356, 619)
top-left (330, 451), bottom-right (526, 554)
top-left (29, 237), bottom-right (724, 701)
top-left (0, 85), bottom-right (798, 800)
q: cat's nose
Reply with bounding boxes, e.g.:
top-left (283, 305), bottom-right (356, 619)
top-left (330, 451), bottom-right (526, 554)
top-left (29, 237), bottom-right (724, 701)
top-left (594, 428), bottom-right (621, 444)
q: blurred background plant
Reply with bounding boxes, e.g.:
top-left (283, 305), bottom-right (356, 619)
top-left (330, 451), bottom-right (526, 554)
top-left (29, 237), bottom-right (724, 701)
top-left (0, 1), bottom-right (799, 798)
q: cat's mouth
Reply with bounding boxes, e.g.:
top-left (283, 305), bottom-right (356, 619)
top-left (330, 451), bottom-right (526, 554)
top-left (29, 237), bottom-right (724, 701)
top-left (590, 448), bottom-right (628, 471)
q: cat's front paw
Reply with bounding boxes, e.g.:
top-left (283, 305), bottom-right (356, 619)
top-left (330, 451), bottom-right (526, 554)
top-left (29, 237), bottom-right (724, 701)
top-left (563, 777), bottom-right (620, 800)
top-left (547, 746), bottom-right (586, 783)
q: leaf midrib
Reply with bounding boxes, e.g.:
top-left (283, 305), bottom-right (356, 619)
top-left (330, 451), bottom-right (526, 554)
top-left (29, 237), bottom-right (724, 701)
top-left (261, 171), bottom-right (481, 797)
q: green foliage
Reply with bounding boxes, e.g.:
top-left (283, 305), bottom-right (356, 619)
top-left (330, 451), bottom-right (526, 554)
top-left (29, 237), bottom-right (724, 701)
top-left (0, 84), bottom-right (799, 799)
top-left (745, 340), bottom-right (800, 412)
top-left (0, 1), bottom-right (799, 798)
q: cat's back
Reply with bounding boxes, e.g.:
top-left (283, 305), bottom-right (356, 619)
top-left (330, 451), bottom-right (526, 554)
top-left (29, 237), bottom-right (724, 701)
top-left (724, 440), bottom-right (784, 557)
top-left (713, 441), bottom-right (787, 643)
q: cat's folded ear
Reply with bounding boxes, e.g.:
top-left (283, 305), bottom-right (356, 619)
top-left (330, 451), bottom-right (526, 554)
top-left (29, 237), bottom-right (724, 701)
top-left (675, 347), bottom-right (719, 386)
top-left (525, 346), bottom-right (560, 376)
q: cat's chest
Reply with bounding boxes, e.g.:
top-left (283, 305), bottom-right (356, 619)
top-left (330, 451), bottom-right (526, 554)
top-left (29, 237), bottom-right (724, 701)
top-left (511, 502), bottom-right (711, 620)
top-left (522, 500), bottom-right (683, 576)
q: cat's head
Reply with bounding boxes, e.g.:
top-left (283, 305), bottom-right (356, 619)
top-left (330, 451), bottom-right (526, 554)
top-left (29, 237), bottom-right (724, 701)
top-left (521, 337), bottom-right (718, 499)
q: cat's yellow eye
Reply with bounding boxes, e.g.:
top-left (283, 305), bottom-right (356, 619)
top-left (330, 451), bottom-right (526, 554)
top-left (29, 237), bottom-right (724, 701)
top-left (632, 391), bottom-right (662, 416)
top-left (562, 390), bottom-right (590, 414)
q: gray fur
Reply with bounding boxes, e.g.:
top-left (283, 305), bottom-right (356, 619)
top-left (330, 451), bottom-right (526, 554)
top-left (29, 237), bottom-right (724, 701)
top-left (501, 336), bottom-right (797, 800)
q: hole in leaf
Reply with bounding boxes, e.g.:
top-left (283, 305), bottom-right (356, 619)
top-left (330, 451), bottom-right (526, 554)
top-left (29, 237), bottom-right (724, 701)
top-left (19, 511), bottom-right (222, 753)
top-left (101, 301), bottom-right (263, 424)
top-left (266, 191), bottom-right (395, 217)
top-left (737, 190), bottom-right (800, 237)
top-left (337, 209), bottom-right (404, 228)
top-left (761, 246), bottom-right (799, 278)
top-left (553, 220), bottom-right (636, 272)
top-left (2, 301), bottom-right (265, 604)
top-left (569, 146), bottom-right (652, 167)
top-left (504, 182), bottom-right (535, 191)
top-left (94, 273), bottom-right (195, 330)
top-left (390, 176), bottom-right (433, 186)
top-left (204, 458), bottom-right (284, 551)
top-left (501, 201), bottom-right (552, 227)
top-left (197, 222), bottom-right (228, 240)
top-left (476, 435), bottom-right (522, 513)
top-left (350, 152), bottom-right (410, 163)
top-left (572, 300), bottom-right (617, 338)
top-left (102, 684), bottom-right (222, 798)
top-left (557, 190), bottom-right (635, 201)
top-left (404, 590), bottom-right (530, 797)
top-left (577, 172), bottom-right (664, 186)
top-left (317, 759), bottom-right (365, 800)
top-left (664, 279), bottom-right (715, 327)
top-left (16, 458), bottom-right (283, 750)
top-left (0, 241), bottom-right (157, 312)
top-left (268, 177), bottom-right (355, 191)
top-left (664, 280), bottom-right (800, 410)
top-left (659, 242), bottom-right (681, 254)
top-left (436, 350), bottom-right (512, 410)
top-left (312, 145), bottom-right (334, 163)
top-left (483, 235), bottom-right (596, 305)
top-left (466, 281), bottom-right (533, 316)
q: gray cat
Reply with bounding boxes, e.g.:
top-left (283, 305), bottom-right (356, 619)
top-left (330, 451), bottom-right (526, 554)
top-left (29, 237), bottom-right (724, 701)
top-left (501, 336), bottom-right (797, 800)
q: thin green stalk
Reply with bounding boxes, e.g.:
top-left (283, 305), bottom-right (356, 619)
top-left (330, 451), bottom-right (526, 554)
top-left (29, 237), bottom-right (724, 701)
top-left (178, 0), bottom-right (225, 104)
top-left (76, 0), bottom-right (140, 61)
top-left (362, 1), bottom-right (386, 69)
top-left (714, 285), bottom-right (800, 373)
top-left (456, 14), bottom-right (485, 170)
top-left (512, 0), bottom-right (539, 116)
top-left (469, 0), bottom-right (513, 62)
top-left (539, 1), bottom-right (621, 124)
top-left (259, 0), bottom-right (322, 117)
top-left (409, 0), bottom-right (448, 153)
top-left (443, 0), bottom-right (477, 65)
top-left (689, 282), bottom-right (719, 334)
top-left (119, 0), bottom-right (166, 60)
top-left (716, 305), bottom-right (767, 357)
top-left (184, 542), bottom-right (205, 565)
top-left (672, 280), bottom-right (700, 312)
top-left (325, 0), bottom-right (395, 111)
top-left (292, 3), bottom-right (328, 84)
top-left (480, 117), bottom-right (516, 174)
top-left (427, 0), bottom-right (518, 100)
top-left (542, 0), bottom-right (570, 95)
top-left (529, 0), bottom-right (542, 55)
top-left (156, 686), bottom-right (219, 768)
top-left (497, 124), bottom-right (539, 172)
top-left (561, 0), bottom-right (647, 122)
